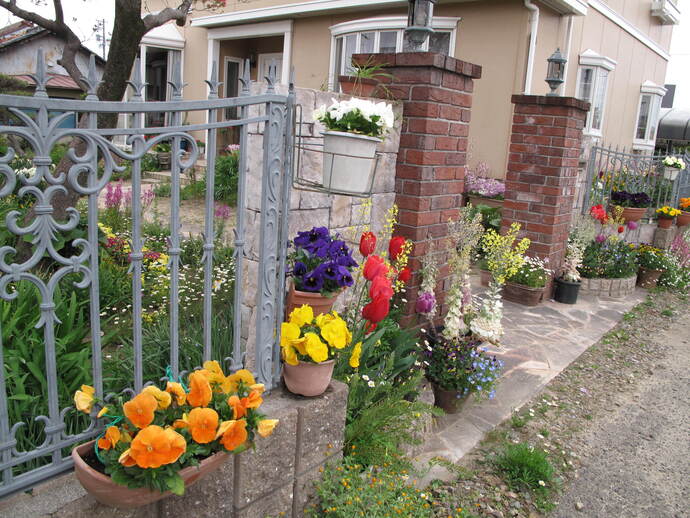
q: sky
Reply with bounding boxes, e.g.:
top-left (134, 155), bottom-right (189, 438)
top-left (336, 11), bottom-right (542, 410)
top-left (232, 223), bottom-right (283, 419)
top-left (666, 5), bottom-right (690, 110)
top-left (1, 0), bottom-right (115, 58)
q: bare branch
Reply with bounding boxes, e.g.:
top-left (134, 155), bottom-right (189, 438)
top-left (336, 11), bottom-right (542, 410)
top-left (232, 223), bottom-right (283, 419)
top-left (0, 0), bottom-right (63, 33)
top-left (52, 0), bottom-right (63, 24)
top-left (142, 0), bottom-right (194, 30)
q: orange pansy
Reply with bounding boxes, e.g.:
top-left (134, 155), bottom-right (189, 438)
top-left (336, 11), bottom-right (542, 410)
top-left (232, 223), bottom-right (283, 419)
top-left (97, 426), bottom-right (121, 450)
top-left (245, 389), bottom-right (263, 410)
top-left (166, 381), bottom-right (187, 406)
top-left (118, 448), bottom-right (136, 467)
top-left (129, 425), bottom-right (186, 469)
top-left (187, 371), bottom-right (212, 407)
top-left (257, 419), bottom-right (279, 438)
top-left (227, 395), bottom-right (247, 420)
top-left (123, 392), bottom-right (158, 429)
top-left (187, 407), bottom-right (219, 444)
top-left (216, 419), bottom-right (247, 452)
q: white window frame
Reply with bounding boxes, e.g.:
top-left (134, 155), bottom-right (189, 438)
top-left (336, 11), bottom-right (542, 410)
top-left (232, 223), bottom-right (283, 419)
top-left (327, 16), bottom-right (460, 90)
top-left (632, 81), bottom-right (666, 151)
top-left (576, 50), bottom-right (616, 137)
top-left (223, 56), bottom-right (244, 120)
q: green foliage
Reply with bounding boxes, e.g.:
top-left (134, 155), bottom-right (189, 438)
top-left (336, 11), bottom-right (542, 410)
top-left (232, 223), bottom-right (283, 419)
top-left (50, 142), bottom-right (69, 165)
top-left (468, 203), bottom-right (502, 233)
top-left (579, 239), bottom-right (638, 279)
top-left (492, 442), bottom-right (554, 491)
top-left (153, 181), bottom-right (172, 198)
top-left (141, 152), bottom-right (160, 172)
top-left (306, 456), bottom-right (434, 518)
top-left (507, 257), bottom-right (550, 288)
top-left (214, 153), bottom-right (239, 205)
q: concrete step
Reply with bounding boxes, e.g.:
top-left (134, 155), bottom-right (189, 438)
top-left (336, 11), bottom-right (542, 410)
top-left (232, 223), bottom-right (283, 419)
top-left (144, 170), bottom-right (195, 186)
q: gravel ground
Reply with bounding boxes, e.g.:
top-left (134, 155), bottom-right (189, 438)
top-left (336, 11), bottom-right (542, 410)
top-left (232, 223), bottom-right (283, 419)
top-left (427, 291), bottom-right (690, 518)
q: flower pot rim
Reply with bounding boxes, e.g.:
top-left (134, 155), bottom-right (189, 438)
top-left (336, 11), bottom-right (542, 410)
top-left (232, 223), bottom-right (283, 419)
top-left (321, 130), bottom-right (382, 143)
top-left (555, 277), bottom-right (581, 286)
top-left (287, 358), bottom-right (335, 367)
top-left (504, 280), bottom-right (546, 291)
top-left (289, 285), bottom-right (341, 300)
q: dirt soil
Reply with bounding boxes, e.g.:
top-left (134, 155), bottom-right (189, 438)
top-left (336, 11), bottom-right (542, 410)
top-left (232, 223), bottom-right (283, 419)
top-left (427, 291), bottom-right (690, 518)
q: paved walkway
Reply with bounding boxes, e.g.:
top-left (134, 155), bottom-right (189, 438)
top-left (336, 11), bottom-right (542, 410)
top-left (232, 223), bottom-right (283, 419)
top-left (415, 274), bottom-right (646, 481)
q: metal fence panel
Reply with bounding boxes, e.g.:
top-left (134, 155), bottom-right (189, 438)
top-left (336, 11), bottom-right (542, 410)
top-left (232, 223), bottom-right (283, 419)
top-left (0, 50), bottom-right (294, 497)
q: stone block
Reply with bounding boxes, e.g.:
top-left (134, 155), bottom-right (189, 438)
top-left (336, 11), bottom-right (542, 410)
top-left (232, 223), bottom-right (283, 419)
top-left (372, 152), bottom-right (397, 194)
top-left (293, 380), bottom-right (348, 474)
top-left (653, 226), bottom-right (677, 250)
top-left (234, 483), bottom-right (293, 518)
top-left (292, 453), bottom-right (343, 516)
top-left (330, 195), bottom-right (352, 228)
top-left (298, 189), bottom-right (331, 210)
top-left (370, 193), bottom-right (396, 234)
top-left (288, 208), bottom-right (330, 238)
top-left (158, 457), bottom-right (234, 517)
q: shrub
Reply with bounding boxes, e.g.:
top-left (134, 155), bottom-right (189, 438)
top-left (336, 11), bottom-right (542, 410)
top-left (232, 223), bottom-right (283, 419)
top-left (579, 238), bottom-right (638, 278)
top-left (493, 442), bottom-right (554, 491)
top-left (214, 153), bottom-right (239, 205)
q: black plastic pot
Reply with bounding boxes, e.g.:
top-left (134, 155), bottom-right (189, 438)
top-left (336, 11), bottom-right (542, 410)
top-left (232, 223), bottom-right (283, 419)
top-left (554, 277), bottom-right (580, 304)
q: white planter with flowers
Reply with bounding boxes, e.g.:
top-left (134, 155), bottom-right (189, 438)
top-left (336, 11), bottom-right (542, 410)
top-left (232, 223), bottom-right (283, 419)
top-left (315, 98), bottom-right (394, 194)
top-left (662, 156), bottom-right (685, 180)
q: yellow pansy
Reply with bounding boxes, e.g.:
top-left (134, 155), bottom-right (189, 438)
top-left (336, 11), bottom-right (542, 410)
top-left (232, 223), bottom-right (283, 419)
top-left (96, 406), bottom-right (109, 419)
top-left (282, 343), bottom-right (299, 365)
top-left (288, 304), bottom-right (314, 327)
top-left (315, 311), bottom-right (337, 328)
top-left (202, 360), bottom-right (226, 383)
top-left (257, 419), bottom-right (279, 438)
top-left (320, 318), bottom-right (350, 349)
top-left (280, 322), bottom-right (301, 347)
top-left (225, 369), bottom-right (257, 393)
top-left (304, 332), bottom-right (329, 363)
top-left (250, 383), bottom-right (265, 395)
top-left (166, 381), bottom-right (187, 405)
top-left (74, 385), bottom-right (95, 414)
top-left (349, 342), bottom-right (362, 368)
top-left (142, 385), bottom-right (172, 410)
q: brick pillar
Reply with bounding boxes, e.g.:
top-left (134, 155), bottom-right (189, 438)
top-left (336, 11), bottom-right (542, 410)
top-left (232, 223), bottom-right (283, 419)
top-left (353, 52), bottom-right (482, 326)
top-left (502, 95), bottom-right (590, 270)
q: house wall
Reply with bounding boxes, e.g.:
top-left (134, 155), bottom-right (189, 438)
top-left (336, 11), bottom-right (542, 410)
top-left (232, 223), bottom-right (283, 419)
top-left (143, 0), bottom-right (674, 174)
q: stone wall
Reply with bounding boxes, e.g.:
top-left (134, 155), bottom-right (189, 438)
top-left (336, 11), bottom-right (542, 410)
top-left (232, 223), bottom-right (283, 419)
top-left (0, 382), bottom-right (348, 518)
top-left (240, 85), bottom-right (402, 366)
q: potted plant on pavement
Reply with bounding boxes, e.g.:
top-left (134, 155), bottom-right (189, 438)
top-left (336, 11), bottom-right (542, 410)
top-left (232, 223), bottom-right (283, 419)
top-left (71, 363), bottom-right (277, 508)
top-left (314, 97), bottom-right (395, 194)
top-left (677, 197), bottom-right (690, 227)
top-left (280, 304), bottom-right (356, 396)
top-left (464, 164), bottom-right (506, 209)
top-left (338, 57), bottom-right (393, 97)
top-left (153, 142), bottom-right (172, 170)
top-left (578, 236), bottom-right (639, 297)
top-left (656, 205), bottom-right (681, 229)
top-left (662, 155), bottom-right (685, 181)
top-left (636, 244), bottom-right (671, 288)
top-left (554, 238), bottom-right (584, 304)
top-left (286, 226), bottom-right (357, 315)
top-left (609, 190), bottom-right (652, 223)
top-left (503, 256), bottom-right (551, 306)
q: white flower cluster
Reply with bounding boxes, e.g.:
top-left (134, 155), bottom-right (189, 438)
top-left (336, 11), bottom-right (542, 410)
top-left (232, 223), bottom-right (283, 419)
top-left (470, 281), bottom-right (504, 343)
top-left (663, 156), bottom-right (686, 170)
top-left (314, 97), bottom-right (395, 131)
top-left (16, 167), bottom-right (37, 178)
top-left (442, 284), bottom-right (467, 341)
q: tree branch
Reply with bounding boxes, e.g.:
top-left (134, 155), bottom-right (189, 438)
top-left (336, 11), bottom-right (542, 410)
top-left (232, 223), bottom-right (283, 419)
top-left (52, 0), bottom-right (64, 24)
top-left (0, 0), bottom-right (63, 34)
top-left (142, 0), bottom-right (194, 30)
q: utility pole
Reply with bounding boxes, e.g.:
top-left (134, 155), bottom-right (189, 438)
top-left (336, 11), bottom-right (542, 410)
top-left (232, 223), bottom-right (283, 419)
top-left (94, 18), bottom-right (108, 60)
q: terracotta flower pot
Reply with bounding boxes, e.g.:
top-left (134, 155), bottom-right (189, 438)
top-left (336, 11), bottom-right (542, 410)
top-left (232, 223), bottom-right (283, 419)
top-left (282, 360), bottom-right (334, 397)
top-left (479, 268), bottom-right (491, 287)
top-left (677, 211), bottom-right (690, 227)
top-left (466, 194), bottom-right (504, 209)
top-left (616, 206), bottom-right (647, 223)
top-left (338, 75), bottom-right (378, 97)
top-left (71, 441), bottom-right (228, 509)
top-left (501, 281), bottom-right (544, 306)
top-left (637, 267), bottom-right (664, 289)
top-left (285, 284), bottom-right (339, 317)
top-left (431, 384), bottom-right (470, 414)
top-left (657, 216), bottom-right (674, 229)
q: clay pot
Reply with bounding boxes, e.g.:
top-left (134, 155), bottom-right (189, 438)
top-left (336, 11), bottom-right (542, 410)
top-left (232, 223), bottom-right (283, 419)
top-left (71, 441), bottom-right (228, 509)
top-left (677, 211), bottom-right (690, 227)
top-left (616, 206), bottom-right (647, 223)
top-left (338, 76), bottom-right (378, 97)
top-left (431, 384), bottom-right (470, 414)
top-left (282, 360), bottom-right (335, 397)
top-left (479, 268), bottom-right (491, 287)
top-left (501, 281), bottom-right (544, 306)
top-left (466, 194), bottom-right (504, 209)
top-left (637, 267), bottom-right (664, 289)
top-left (657, 216), bottom-right (674, 229)
top-left (285, 284), bottom-right (339, 317)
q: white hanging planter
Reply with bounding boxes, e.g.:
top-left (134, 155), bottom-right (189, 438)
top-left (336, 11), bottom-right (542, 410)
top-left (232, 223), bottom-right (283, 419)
top-left (663, 166), bottom-right (680, 181)
top-left (322, 131), bottom-right (381, 194)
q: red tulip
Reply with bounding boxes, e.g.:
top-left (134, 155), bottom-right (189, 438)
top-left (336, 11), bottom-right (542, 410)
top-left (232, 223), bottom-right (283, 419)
top-left (362, 294), bottom-right (390, 324)
top-left (369, 275), bottom-right (394, 301)
top-left (359, 232), bottom-right (377, 257)
top-left (388, 236), bottom-right (406, 261)
top-left (397, 267), bottom-right (412, 283)
top-left (617, 225), bottom-right (625, 233)
top-left (363, 255), bottom-right (388, 281)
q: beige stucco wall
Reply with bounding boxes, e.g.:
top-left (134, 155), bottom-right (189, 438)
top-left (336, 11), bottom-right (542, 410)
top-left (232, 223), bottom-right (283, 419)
top-left (142, 0), bottom-right (674, 174)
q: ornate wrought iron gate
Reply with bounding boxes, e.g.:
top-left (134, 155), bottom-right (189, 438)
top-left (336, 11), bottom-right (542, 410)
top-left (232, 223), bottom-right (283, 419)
top-left (0, 50), bottom-right (295, 497)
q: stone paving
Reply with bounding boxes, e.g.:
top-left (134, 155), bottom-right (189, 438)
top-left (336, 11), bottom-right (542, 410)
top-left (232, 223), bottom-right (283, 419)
top-left (414, 273), bottom-right (647, 483)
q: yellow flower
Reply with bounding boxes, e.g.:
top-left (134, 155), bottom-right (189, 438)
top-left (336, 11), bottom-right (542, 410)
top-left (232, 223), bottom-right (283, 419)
top-left (283, 343), bottom-right (299, 365)
top-left (315, 312), bottom-right (337, 328)
top-left (349, 342), bottom-right (362, 368)
top-left (74, 385), bottom-right (95, 413)
top-left (96, 406), bottom-right (109, 419)
top-left (280, 322), bottom-right (302, 347)
top-left (249, 383), bottom-right (265, 395)
top-left (166, 381), bottom-right (187, 405)
top-left (304, 332), bottom-right (329, 363)
top-left (320, 318), bottom-right (350, 349)
top-left (142, 385), bottom-right (172, 410)
top-left (257, 419), bottom-right (279, 438)
top-left (225, 369), bottom-right (256, 393)
top-left (288, 304), bottom-right (314, 327)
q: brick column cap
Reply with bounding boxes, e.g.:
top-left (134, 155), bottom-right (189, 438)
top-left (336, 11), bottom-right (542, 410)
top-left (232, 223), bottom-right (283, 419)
top-left (511, 94), bottom-right (590, 112)
top-left (352, 52), bottom-right (482, 79)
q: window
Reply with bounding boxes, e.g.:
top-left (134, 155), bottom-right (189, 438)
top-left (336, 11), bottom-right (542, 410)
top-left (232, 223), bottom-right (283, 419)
top-left (633, 81), bottom-right (666, 148)
top-left (224, 57), bottom-right (244, 120)
top-left (329, 16), bottom-right (459, 89)
top-left (576, 50), bottom-right (616, 136)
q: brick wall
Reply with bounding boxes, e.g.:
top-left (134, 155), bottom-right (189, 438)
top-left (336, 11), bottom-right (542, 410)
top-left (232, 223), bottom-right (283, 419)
top-left (502, 95), bottom-right (590, 270)
top-left (354, 52), bottom-right (482, 325)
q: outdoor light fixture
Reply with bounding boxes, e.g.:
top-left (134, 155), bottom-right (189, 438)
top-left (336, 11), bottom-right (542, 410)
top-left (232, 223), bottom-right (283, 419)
top-left (404, 0), bottom-right (437, 51)
top-left (545, 48), bottom-right (567, 96)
